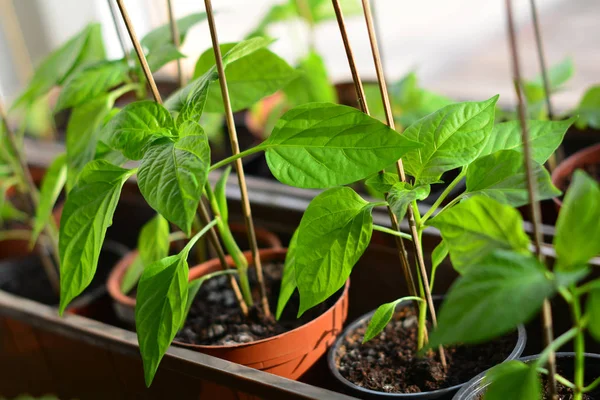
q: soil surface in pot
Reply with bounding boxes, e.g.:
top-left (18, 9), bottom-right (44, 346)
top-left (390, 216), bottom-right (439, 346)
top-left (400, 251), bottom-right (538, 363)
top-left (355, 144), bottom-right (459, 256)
top-left (176, 262), bottom-right (342, 346)
top-left (336, 304), bottom-right (517, 394)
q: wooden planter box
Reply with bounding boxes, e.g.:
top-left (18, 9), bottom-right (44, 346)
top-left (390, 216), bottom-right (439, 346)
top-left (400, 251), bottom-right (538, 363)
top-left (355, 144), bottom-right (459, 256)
top-left (1, 139), bottom-right (595, 399)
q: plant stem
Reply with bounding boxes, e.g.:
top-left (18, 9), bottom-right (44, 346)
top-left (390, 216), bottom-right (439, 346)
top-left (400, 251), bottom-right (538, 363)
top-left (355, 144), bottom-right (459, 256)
top-left (166, 0), bottom-right (185, 88)
top-left (571, 288), bottom-right (585, 399)
top-left (538, 368), bottom-right (576, 390)
top-left (116, 0), bottom-right (162, 103)
top-left (204, 0), bottom-right (271, 318)
top-left (116, 0), bottom-right (249, 316)
top-left (373, 225), bottom-right (412, 240)
top-left (0, 99), bottom-right (60, 294)
top-left (0, 229), bottom-right (34, 242)
top-left (506, 1), bottom-right (557, 396)
top-left (330, 0), bottom-right (418, 306)
top-left (583, 376), bottom-right (600, 393)
top-left (209, 146), bottom-right (264, 171)
top-left (535, 327), bottom-right (578, 368)
top-left (421, 169), bottom-right (466, 224)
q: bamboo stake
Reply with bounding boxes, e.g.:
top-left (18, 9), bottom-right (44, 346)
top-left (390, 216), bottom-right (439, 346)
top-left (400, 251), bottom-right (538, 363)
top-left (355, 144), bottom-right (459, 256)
top-left (107, 0), bottom-right (131, 64)
top-left (358, 0), bottom-right (446, 368)
top-left (115, 0), bottom-right (247, 315)
top-left (329, 0), bottom-right (418, 300)
top-left (203, 0), bottom-right (271, 318)
top-left (529, 0), bottom-right (562, 171)
top-left (506, 1), bottom-right (557, 398)
top-left (116, 0), bottom-right (161, 102)
top-left (0, 98), bottom-right (60, 294)
top-left (166, 0), bottom-right (185, 87)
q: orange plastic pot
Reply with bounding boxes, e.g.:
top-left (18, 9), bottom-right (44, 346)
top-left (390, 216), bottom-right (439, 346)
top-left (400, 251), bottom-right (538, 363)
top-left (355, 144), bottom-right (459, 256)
top-left (174, 248), bottom-right (350, 380)
top-left (551, 143), bottom-right (600, 209)
top-left (107, 224), bottom-right (282, 324)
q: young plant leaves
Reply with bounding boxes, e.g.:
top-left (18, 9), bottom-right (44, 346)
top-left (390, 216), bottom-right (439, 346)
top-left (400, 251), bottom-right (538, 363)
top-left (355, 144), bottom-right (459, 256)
top-left (194, 44), bottom-right (298, 114)
top-left (428, 196), bottom-right (530, 273)
top-left (524, 57), bottom-right (574, 105)
top-left (363, 297), bottom-right (423, 343)
top-left (402, 96), bottom-right (498, 184)
top-left (483, 361), bottom-right (541, 400)
top-left (260, 103), bottom-right (422, 189)
top-left (276, 229), bottom-right (299, 320)
top-left (465, 149), bottom-right (560, 207)
top-left (30, 154), bottom-right (66, 246)
top-left (141, 13), bottom-right (207, 53)
top-left (295, 187), bottom-right (373, 315)
top-left (55, 60), bottom-right (129, 112)
top-left (554, 171), bottom-right (600, 270)
top-left (139, 214), bottom-right (170, 269)
top-left (136, 220), bottom-right (215, 387)
top-left (137, 124), bottom-right (210, 235)
top-left (480, 118), bottom-right (574, 163)
top-left (573, 85), bottom-right (600, 130)
top-left (59, 160), bottom-right (135, 314)
top-left (147, 44), bottom-right (185, 72)
top-left (12, 23), bottom-right (106, 110)
top-left (587, 288), bottom-right (600, 342)
top-left (428, 250), bottom-right (553, 347)
top-left (104, 101), bottom-right (176, 160)
top-left (284, 50), bottom-right (337, 106)
top-left (387, 182), bottom-right (430, 221)
top-left (364, 172), bottom-right (399, 196)
top-left (430, 240), bottom-right (449, 290)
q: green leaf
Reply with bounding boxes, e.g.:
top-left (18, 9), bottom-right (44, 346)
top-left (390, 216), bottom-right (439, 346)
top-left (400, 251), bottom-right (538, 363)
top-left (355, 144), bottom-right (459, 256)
top-left (430, 240), bottom-right (449, 291)
top-left (295, 187), bottom-right (372, 315)
top-left (121, 255), bottom-right (144, 295)
top-left (363, 297), bottom-right (423, 343)
top-left (387, 182), bottom-right (430, 221)
top-left (276, 229), bottom-right (299, 320)
top-left (136, 220), bottom-right (214, 386)
top-left (261, 102), bottom-right (422, 189)
top-left (192, 42), bottom-right (297, 114)
top-left (59, 160), bottom-right (135, 314)
top-left (464, 149), bottom-right (560, 207)
top-left (66, 94), bottom-right (115, 189)
top-left (104, 101), bottom-right (176, 160)
top-left (12, 23), bottom-right (105, 111)
top-left (30, 154), bottom-right (66, 246)
top-left (139, 214), bottom-right (170, 268)
top-left (214, 166), bottom-right (231, 223)
top-left (428, 250), bottom-right (553, 347)
top-left (364, 172), bottom-right (399, 195)
top-left (0, 201), bottom-right (27, 222)
top-left (428, 196), bottom-right (530, 273)
top-left (574, 85), bottom-right (600, 130)
top-left (137, 125), bottom-right (210, 235)
top-left (167, 37), bottom-right (273, 121)
top-left (141, 13), bottom-right (207, 53)
top-left (283, 50), bottom-right (337, 106)
top-left (55, 60), bottom-right (129, 111)
top-left (147, 44), bottom-right (185, 72)
top-left (554, 171), bottom-right (600, 270)
top-left (484, 361), bottom-right (541, 400)
top-left (246, 2), bottom-right (297, 38)
top-left (402, 96), bottom-right (498, 184)
top-left (524, 57), bottom-right (574, 104)
top-left (587, 288), bottom-right (600, 341)
top-left (480, 118), bottom-right (574, 163)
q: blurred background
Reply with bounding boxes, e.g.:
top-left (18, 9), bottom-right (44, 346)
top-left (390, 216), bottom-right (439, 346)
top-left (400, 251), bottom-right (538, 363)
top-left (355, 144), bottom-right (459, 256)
top-left (0, 0), bottom-right (597, 111)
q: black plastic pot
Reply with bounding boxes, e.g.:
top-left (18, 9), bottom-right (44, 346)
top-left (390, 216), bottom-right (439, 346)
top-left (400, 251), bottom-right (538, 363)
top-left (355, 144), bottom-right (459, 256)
top-left (327, 299), bottom-right (527, 399)
top-left (453, 352), bottom-right (600, 399)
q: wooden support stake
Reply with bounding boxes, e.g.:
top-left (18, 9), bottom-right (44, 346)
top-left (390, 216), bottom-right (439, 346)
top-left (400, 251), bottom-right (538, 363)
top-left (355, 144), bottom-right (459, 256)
top-left (203, 0), bottom-right (271, 318)
top-left (506, 0), bottom-right (557, 398)
top-left (107, 0), bottom-right (131, 64)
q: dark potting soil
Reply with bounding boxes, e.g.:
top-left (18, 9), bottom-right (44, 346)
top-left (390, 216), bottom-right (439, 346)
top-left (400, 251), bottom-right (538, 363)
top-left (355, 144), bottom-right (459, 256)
top-left (336, 304), bottom-right (517, 394)
top-left (176, 262), bottom-right (342, 346)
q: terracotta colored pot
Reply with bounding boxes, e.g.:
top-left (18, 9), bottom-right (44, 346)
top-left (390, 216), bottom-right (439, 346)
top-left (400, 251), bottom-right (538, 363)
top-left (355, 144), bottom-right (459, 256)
top-left (107, 224), bottom-right (282, 324)
top-left (174, 248), bottom-right (350, 380)
top-left (551, 143), bottom-right (600, 208)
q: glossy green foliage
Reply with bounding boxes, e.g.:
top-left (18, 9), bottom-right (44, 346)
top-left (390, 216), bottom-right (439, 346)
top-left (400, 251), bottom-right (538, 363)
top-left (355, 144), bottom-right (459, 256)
top-left (147, 44), bottom-right (185, 72)
top-left (30, 154), bottom-right (66, 246)
top-left (59, 161), bottom-right (135, 314)
top-left (484, 361), bottom-right (540, 400)
top-left (55, 60), bottom-right (129, 111)
top-left (137, 124), bottom-right (210, 235)
top-left (402, 96), bottom-right (498, 184)
top-left (481, 118), bottom-right (574, 163)
top-left (276, 229), bottom-right (298, 320)
top-left (387, 182), bottom-right (430, 221)
top-left (428, 250), bottom-right (554, 347)
top-left (428, 196), bottom-right (530, 273)
top-left (363, 297), bottom-right (423, 343)
top-left (260, 102), bottom-right (422, 188)
top-left (12, 23), bottom-right (106, 111)
top-left (364, 172), bottom-right (399, 196)
top-left (573, 85), bottom-right (600, 130)
top-left (554, 171), bottom-right (600, 270)
top-left (465, 149), bottom-right (560, 207)
top-left (294, 187), bottom-right (372, 315)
